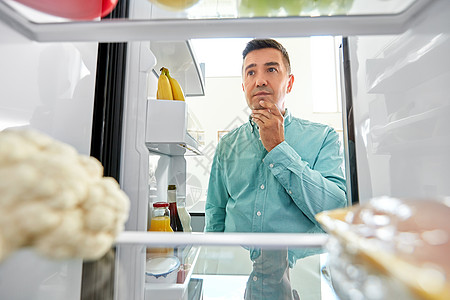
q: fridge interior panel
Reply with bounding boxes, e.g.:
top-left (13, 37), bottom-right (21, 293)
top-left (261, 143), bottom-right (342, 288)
top-left (149, 153), bottom-right (188, 205)
top-left (348, 0), bottom-right (450, 202)
top-left (1, 0), bottom-right (450, 299)
top-left (150, 40), bottom-right (205, 97)
top-left (120, 41), bottom-right (155, 231)
top-left (121, 39), bottom-right (202, 230)
top-left (0, 249), bottom-right (83, 300)
top-left (366, 32), bottom-right (450, 94)
top-left (0, 0), bottom-right (439, 42)
top-left (1, 0), bottom-right (424, 22)
top-left (112, 231), bottom-right (433, 300)
top-left (0, 12), bottom-right (98, 300)
top-left (115, 232), bottom-right (328, 300)
top-left (119, 35), bottom-right (201, 298)
top-left (0, 22), bottom-right (98, 155)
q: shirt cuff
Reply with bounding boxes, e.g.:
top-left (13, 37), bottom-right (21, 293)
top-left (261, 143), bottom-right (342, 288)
top-left (263, 141), bottom-right (307, 176)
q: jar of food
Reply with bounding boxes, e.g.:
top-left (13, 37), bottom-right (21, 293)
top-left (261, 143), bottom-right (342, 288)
top-left (149, 202), bottom-right (173, 232)
top-left (147, 202), bottom-right (174, 257)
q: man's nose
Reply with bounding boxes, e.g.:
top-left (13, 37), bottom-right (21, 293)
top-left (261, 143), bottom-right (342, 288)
top-left (256, 76), bottom-right (268, 87)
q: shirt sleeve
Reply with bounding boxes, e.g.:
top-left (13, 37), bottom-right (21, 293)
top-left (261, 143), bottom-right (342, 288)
top-left (204, 146), bottom-right (228, 232)
top-left (263, 129), bottom-right (347, 227)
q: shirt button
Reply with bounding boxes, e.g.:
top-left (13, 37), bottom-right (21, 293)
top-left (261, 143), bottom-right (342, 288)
top-left (269, 163), bottom-right (274, 168)
top-left (260, 184), bottom-right (265, 190)
top-left (289, 190), bottom-right (292, 194)
top-left (253, 276), bottom-right (258, 281)
top-left (257, 211), bottom-right (262, 216)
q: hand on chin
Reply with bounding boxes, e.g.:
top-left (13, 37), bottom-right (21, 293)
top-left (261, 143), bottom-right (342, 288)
top-left (252, 96), bottom-right (271, 110)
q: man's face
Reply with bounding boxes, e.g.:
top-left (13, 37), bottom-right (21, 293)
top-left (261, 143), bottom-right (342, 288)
top-left (242, 48), bottom-right (294, 114)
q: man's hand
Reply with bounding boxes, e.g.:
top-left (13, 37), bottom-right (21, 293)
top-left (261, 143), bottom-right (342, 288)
top-left (251, 100), bottom-right (285, 152)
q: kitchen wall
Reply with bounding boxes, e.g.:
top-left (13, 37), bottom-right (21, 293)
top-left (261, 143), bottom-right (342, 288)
top-left (185, 37), bottom-right (344, 213)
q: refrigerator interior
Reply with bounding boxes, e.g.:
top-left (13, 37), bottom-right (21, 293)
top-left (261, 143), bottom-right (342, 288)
top-left (117, 0), bottom-right (450, 296)
top-left (348, 0), bottom-right (450, 202)
top-left (0, 11), bottom-right (98, 300)
top-left (113, 237), bottom-right (333, 300)
top-left (0, 0), bottom-right (449, 299)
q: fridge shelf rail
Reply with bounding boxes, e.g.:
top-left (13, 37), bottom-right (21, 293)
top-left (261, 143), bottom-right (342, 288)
top-left (0, 0), bottom-right (437, 42)
top-left (115, 231), bottom-right (329, 248)
top-left (373, 136), bottom-right (450, 155)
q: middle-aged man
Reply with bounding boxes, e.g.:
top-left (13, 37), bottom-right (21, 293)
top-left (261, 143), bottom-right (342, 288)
top-left (205, 38), bottom-right (347, 299)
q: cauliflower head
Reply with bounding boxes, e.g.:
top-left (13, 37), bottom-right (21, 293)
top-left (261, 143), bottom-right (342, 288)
top-left (0, 129), bottom-right (130, 261)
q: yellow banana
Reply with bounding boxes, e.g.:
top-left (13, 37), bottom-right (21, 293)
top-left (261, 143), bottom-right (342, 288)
top-left (168, 77), bottom-right (185, 101)
top-left (156, 67), bottom-right (173, 100)
top-left (162, 67), bottom-right (185, 101)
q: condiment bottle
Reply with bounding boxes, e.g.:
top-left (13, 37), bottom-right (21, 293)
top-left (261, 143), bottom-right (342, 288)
top-left (177, 196), bottom-right (192, 232)
top-left (147, 202), bottom-right (173, 257)
top-left (168, 185), bottom-right (183, 232)
top-left (149, 202), bottom-right (173, 232)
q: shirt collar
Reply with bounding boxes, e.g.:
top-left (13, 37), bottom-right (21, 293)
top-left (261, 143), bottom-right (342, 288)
top-left (248, 108), bottom-right (292, 133)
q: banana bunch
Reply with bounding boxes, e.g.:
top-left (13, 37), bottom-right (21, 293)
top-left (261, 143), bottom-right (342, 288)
top-left (156, 67), bottom-right (185, 101)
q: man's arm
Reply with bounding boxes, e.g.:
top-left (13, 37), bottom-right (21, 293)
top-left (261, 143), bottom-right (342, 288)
top-left (264, 131), bottom-right (347, 227)
top-left (204, 149), bottom-right (228, 232)
top-left (252, 100), bottom-right (346, 226)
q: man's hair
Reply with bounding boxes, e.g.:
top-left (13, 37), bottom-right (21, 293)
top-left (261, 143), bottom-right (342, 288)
top-left (242, 39), bottom-right (291, 74)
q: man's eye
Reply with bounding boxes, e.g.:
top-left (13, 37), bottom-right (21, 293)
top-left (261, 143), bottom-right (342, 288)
top-left (247, 70), bottom-right (255, 76)
top-left (268, 67), bottom-right (276, 72)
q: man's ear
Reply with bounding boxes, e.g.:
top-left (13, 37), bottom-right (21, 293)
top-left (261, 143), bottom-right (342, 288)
top-left (286, 74), bottom-right (294, 94)
top-left (242, 82), bottom-right (245, 92)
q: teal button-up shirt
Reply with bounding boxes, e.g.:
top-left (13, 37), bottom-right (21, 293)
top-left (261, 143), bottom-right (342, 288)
top-left (205, 109), bottom-right (347, 265)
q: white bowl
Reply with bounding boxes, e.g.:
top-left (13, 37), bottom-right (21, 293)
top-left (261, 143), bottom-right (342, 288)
top-left (145, 256), bottom-right (180, 284)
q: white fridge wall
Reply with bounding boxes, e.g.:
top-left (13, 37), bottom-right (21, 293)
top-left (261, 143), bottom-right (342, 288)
top-left (349, 0), bottom-right (450, 202)
top-left (0, 22), bottom-right (98, 155)
top-left (115, 1), bottom-right (156, 299)
top-left (117, 32), bottom-right (191, 300)
top-left (0, 249), bottom-right (83, 300)
top-left (0, 16), bottom-right (98, 300)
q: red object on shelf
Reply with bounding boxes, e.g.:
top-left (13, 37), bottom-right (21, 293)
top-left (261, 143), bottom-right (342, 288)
top-left (101, 0), bottom-right (118, 17)
top-left (176, 264), bottom-right (191, 284)
top-left (12, 0), bottom-right (118, 20)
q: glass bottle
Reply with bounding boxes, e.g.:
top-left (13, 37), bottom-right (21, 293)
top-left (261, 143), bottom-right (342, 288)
top-left (177, 196), bottom-right (192, 232)
top-left (149, 202), bottom-right (173, 232)
top-left (168, 185), bottom-right (183, 232)
top-left (147, 202), bottom-right (173, 257)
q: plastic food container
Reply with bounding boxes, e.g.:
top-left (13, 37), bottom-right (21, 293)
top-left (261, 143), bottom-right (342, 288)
top-left (316, 197), bottom-right (450, 300)
top-left (145, 256), bottom-right (180, 284)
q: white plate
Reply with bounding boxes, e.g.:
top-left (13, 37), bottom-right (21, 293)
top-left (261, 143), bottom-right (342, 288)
top-left (146, 256), bottom-right (180, 283)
